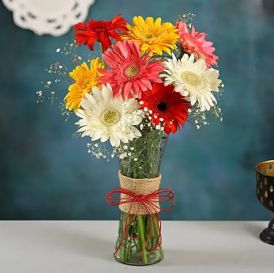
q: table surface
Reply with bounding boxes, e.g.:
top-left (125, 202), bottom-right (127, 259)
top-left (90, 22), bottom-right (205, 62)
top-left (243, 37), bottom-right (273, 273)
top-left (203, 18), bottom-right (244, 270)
top-left (0, 221), bottom-right (273, 273)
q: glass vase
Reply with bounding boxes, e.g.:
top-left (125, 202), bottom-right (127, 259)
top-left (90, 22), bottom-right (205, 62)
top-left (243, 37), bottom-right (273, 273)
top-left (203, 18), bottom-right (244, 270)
top-left (114, 128), bottom-right (167, 265)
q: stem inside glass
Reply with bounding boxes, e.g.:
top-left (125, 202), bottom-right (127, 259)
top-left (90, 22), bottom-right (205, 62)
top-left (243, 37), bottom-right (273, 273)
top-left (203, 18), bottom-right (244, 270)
top-left (115, 128), bottom-right (167, 265)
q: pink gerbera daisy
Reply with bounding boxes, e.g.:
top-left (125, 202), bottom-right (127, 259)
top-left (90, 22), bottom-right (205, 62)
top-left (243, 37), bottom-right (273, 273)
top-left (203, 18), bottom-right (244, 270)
top-left (176, 21), bottom-right (218, 67)
top-left (99, 40), bottom-right (164, 99)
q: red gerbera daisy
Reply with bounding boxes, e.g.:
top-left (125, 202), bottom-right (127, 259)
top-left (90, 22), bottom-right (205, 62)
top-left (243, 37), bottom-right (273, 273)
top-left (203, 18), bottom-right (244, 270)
top-left (139, 83), bottom-right (191, 134)
top-left (74, 14), bottom-right (127, 51)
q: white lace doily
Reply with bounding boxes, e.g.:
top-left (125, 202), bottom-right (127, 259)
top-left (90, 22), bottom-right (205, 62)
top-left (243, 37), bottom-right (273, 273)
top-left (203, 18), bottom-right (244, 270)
top-left (2, 0), bottom-right (95, 36)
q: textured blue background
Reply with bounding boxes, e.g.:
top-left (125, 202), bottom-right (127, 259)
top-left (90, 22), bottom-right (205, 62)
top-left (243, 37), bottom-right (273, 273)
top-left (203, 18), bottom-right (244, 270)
top-left (0, 0), bottom-right (274, 220)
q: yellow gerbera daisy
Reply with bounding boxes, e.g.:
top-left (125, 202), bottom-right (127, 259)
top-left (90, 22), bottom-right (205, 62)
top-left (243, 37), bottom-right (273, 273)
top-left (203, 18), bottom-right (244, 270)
top-left (122, 16), bottom-right (179, 56)
top-left (65, 58), bottom-right (104, 111)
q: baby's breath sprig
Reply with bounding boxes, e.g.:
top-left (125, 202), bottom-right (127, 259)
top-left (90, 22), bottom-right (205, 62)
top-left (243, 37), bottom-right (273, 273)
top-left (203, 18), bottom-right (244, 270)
top-left (57, 41), bottom-right (83, 65)
top-left (209, 105), bottom-right (223, 122)
top-left (188, 108), bottom-right (207, 129)
top-left (140, 107), bottom-right (166, 133)
top-left (177, 13), bottom-right (196, 25)
top-left (36, 60), bottom-right (67, 104)
top-left (188, 103), bottom-right (223, 129)
top-left (87, 142), bottom-right (114, 161)
top-left (59, 102), bottom-right (73, 123)
top-left (36, 39), bottom-right (89, 105)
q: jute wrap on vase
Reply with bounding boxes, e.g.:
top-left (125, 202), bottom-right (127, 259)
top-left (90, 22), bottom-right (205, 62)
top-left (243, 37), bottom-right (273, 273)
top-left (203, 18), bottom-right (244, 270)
top-left (118, 172), bottom-right (161, 215)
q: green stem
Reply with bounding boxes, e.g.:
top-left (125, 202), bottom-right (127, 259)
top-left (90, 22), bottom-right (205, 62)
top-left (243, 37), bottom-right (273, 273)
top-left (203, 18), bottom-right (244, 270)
top-left (137, 215), bottom-right (148, 264)
top-left (117, 128), bottom-right (167, 264)
top-left (123, 234), bottom-right (128, 262)
top-left (117, 213), bottom-right (126, 262)
top-left (127, 240), bottom-right (132, 261)
top-left (152, 215), bottom-right (163, 257)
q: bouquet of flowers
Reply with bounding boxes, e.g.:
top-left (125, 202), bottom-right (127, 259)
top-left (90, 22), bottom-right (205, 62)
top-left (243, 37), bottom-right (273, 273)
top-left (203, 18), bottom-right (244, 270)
top-left (38, 13), bottom-right (223, 265)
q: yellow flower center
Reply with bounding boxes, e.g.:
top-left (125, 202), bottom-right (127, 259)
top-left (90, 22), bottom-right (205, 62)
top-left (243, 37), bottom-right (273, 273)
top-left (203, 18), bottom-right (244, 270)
top-left (101, 109), bottom-right (121, 127)
top-left (81, 78), bottom-right (92, 91)
top-left (124, 64), bottom-right (140, 78)
top-left (180, 71), bottom-right (202, 87)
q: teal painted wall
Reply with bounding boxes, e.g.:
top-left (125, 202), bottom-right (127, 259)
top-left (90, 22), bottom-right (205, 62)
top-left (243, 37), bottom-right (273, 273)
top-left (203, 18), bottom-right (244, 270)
top-left (0, 0), bottom-right (273, 219)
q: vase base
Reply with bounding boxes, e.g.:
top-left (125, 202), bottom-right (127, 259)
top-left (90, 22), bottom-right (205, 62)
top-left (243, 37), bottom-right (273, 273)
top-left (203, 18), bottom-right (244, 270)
top-left (114, 251), bottom-right (163, 266)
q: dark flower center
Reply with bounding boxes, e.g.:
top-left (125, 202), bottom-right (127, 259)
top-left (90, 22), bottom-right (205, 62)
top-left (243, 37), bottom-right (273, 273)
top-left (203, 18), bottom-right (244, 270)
top-left (94, 22), bottom-right (108, 32)
top-left (94, 26), bottom-right (107, 32)
top-left (95, 28), bottom-right (106, 32)
top-left (157, 102), bottom-right (167, 112)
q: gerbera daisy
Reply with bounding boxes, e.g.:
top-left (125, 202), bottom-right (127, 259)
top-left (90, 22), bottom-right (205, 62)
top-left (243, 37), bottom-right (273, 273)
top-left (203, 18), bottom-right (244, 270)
top-left (74, 14), bottom-right (127, 51)
top-left (99, 40), bottom-right (163, 98)
top-left (177, 21), bottom-right (218, 67)
top-left (138, 83), bottom-right (190, 134)
top-left (65, 58), bottom-right (104, 111)
top-left (75, 84), bottom-right (143, 147)
top-left (163, 54), bottom-right (221, 111)
top-left (122, 16), bottom-right (179, 56)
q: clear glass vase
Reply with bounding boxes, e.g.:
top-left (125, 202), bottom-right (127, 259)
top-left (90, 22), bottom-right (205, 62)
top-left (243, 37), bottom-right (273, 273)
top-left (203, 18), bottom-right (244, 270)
top-left (114, 128), bottom-right (167, 265)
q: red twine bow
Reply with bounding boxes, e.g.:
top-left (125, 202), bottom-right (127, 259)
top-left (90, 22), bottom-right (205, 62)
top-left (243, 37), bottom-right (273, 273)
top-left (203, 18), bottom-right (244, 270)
top-left (105, 187), bottom-right (175, 255)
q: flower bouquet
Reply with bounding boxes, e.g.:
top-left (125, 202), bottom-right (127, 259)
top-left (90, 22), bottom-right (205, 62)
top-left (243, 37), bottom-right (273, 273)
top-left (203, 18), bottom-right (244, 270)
top-left (38, 13), bottom-right (223, 265)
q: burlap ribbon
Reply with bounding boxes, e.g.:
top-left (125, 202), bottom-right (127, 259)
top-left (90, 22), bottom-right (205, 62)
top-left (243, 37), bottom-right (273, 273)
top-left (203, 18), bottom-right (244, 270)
top-left (105, 173), bottom-right (175, 255)
top-left (118, 172), bottom-right (161, 215)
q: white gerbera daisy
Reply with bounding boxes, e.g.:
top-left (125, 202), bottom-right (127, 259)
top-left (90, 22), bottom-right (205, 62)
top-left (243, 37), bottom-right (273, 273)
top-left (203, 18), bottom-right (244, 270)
top-left (75, 84), bottom-right (143, 147)
top-left (163, 53), bottom-right (222, 111)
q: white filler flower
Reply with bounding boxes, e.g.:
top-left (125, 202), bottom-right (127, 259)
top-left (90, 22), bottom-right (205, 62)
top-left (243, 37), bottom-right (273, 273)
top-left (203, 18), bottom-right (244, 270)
top-left (75, 84), bottom-right (143, 147)
top-left (163, 54), bottom-right (222, 111)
